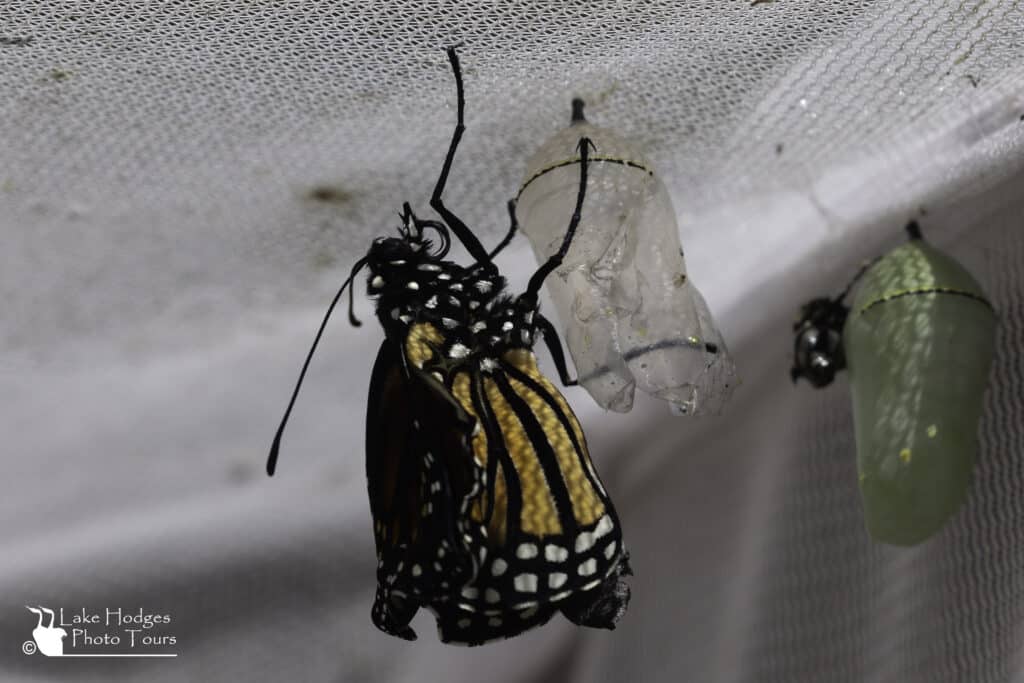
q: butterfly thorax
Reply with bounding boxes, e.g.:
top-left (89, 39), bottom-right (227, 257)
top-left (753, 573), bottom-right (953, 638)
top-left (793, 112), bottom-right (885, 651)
top-left (365, 236), bottom-right (547, 375)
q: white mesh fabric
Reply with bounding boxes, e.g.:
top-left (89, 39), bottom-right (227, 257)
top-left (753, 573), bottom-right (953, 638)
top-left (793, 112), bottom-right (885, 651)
top-left (1, 2), bottom-right (1023, 681)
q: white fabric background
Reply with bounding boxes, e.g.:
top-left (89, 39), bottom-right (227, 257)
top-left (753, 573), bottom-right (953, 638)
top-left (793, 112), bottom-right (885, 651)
top-left (2, 2), bottom-right (1023, 681)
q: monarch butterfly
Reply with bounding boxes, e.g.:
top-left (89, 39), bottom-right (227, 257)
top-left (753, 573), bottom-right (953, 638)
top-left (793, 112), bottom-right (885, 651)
top-left (792, 221), bottom-right (996, 546)
top-left (515, 99), bottom-right (735, 415)
top-left (267, 48), bottom-right (631, 645)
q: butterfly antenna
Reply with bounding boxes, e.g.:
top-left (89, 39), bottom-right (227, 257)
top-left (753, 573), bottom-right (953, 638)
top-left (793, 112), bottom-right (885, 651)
top-left (267, 257), bottom-right (368, 475)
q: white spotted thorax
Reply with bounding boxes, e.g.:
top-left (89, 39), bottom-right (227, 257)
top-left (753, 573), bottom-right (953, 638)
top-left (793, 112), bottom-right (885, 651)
top-left (365, 234), bottom-right (544, 366)
top-left (516, 103), bottom-right (736, 416)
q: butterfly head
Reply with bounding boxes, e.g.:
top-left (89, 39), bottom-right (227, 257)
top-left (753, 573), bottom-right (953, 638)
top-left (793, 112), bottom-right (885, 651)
top-left (791, 296), bottom-right (848, 387)
top-left (366, 203), bottom-right (453, 296)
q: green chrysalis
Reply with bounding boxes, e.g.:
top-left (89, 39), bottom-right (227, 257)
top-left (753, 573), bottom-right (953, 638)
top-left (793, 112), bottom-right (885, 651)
top-left (793, 222), bottom-right (996, 545)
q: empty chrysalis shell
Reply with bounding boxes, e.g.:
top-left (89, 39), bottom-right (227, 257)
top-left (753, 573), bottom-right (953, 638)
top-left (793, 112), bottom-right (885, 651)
top-left (516, 99), bottom-right (735, 415)
top-left (793, 222), bottom-right (996, 545)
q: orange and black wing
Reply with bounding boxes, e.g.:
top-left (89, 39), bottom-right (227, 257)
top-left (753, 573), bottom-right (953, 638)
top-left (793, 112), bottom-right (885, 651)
top-left (370, 324), bottom-right (630, 645)
top-left (435, 349), bottom-right (631, 645)
top-left (365, 338), bottom-right (487, 640)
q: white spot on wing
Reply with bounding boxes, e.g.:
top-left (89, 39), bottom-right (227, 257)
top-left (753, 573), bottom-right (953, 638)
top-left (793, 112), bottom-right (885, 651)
top-left (371, 275), bottom-right (385, 289)
top-left (449, 343), bottom-right (470, 359)
top-left (485, 588), bottom-right (500, 604)
top-left (516, 543), bottom-right (538, 559)
top-left (514, 574), bottom-right (538, 593)
top-left (491, 558), bottom-right (508, 576)
top-left (594, 514), bottom-right (614, 539)
top-left (406, 281), bottom-right (419, 290)
top-left (425, 295), bottom-right (438, 309)
top-left (461, 586), bottom-right (478, 600)
top-left (545, 544), bottom-right (568, 563)
top-left (577, 558), bottom-right (597, 576)
top-left (575, 531), bottom-right (595, 553)
top-left (548, 573), bottom-right (567, 589)
top-left (604, 541), bottom-right (617, 559)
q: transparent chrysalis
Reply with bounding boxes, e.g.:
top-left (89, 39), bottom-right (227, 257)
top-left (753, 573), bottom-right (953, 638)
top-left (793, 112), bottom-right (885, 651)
top-left (516, 100), bottom-right (736, 415)
top-left (792, 222), bottom-right (996, 546)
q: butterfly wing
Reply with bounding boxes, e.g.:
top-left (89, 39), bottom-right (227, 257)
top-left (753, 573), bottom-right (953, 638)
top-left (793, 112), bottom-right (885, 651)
top-left (435, 348), bottom-right (630, 645)
top-left (365, 339), bottom-right (487, 640)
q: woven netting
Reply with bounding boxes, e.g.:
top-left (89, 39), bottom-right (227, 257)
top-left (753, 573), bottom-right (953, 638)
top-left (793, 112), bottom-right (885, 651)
top-left (1, 2), bottom-right (1022, 681)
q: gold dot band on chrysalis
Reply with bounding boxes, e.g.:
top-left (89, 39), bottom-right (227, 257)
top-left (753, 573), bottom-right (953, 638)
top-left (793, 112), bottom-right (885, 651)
top-left (517, 156), bottom-right (653, 198)
top-left (858, 287), bottom-right (994, 316)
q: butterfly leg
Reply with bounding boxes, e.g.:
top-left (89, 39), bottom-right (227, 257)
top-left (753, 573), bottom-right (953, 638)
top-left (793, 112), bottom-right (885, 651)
top-left (525, 137), bottom-right (594, 298)
top-left (537, 313), bottom-right (578, 387)
top-left (430, 47), bottom-right (492, 265)
top-left (488, 198), bottom-right (519, 260)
